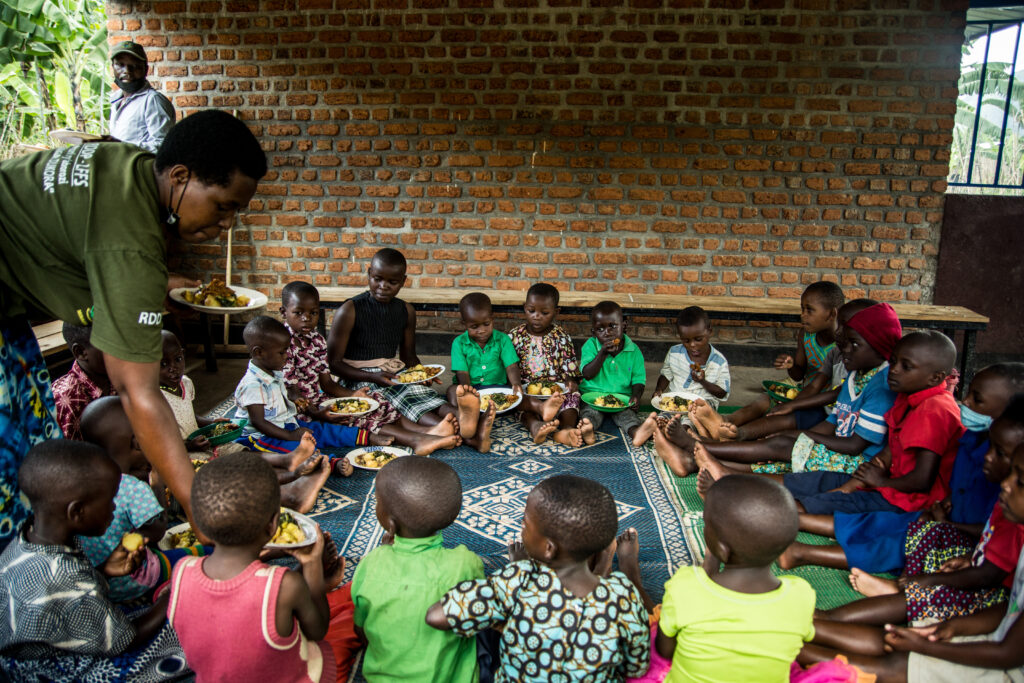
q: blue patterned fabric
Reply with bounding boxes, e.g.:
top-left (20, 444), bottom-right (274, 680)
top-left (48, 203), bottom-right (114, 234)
top-left (0, 316), bottom-right (61, 546)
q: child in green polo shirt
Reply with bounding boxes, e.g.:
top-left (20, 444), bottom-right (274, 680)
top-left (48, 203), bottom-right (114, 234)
top-left (446, 292), bottom-right (524, 453)
top-left (579, 301), bottom-right (646, 442)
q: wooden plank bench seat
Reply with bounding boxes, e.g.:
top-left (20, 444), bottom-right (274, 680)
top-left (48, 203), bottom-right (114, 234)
top-left (32, 320), bottom-right (68, 357)
top-left (316, 286), bottom-right (989, 381)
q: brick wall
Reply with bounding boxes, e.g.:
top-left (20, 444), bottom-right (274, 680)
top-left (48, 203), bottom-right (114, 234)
top-left (111, 0), bottom-right (967, 343)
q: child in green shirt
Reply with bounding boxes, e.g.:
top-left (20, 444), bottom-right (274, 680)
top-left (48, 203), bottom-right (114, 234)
top-left (351, 456), bottom-right (484, 682)
top-left (579, 301), bottom-right (646, 441)
top-left (447, 292), bottom-right (524, 453)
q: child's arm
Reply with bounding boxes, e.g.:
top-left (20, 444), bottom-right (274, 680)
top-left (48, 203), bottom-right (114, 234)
top-left (454, 371), bottom-right (473, 386)
top-left (581, 340), bottom-right (611, 380)
top-left (505, 362), bottom-right (523, 394)
top-left (791, 371), bottom-right (831, 402)
top-left (398, 302), bottom-right (422, 369)
top-left (277, 529), bottom-right (330, 641)
top-left (776, 332), bottom-right (808, 381)
top-left (244, 404), bottom-right (311, 441)
top-left (769, 385), bottom-right (840, 416)
top-left (884, 606), bottom-right (1024, 669)
top-left (852, 447), bottom-right (940, 492)
top-left (655, 625), bottom-right (676, 660)
top-left (899, 560), bottom-right (1007, 592)
top-left (126, 591), bottom-right (171, 651)
top-left (425, 601), bottom-right (452, 630)
top-left (653, 374), bottom-right (669, 397)
top-left (690, 364), bottom-right (727, 399)
top-left (801, 420), bottom-right (872, 456)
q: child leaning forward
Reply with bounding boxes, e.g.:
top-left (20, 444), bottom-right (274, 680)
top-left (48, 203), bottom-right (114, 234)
top-left (579, 301), bottom-right (646, 441)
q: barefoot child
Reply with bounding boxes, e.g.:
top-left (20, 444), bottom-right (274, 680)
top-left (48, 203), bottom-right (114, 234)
top-left (427, 474), bottom-right (650, 680)
top-left (167, 452), bottom-right (354, 682)
top-left (579, 301), bottom-right (646, 441)
top-left (801, 442), bottom-right (1024, 683)
top-left (657, 476), bottom-right (816, 682)
top-left (51, 322), bottom-right (116, 440)
top-left (351, 457), bottom-right (483, 681)
top-left (0, 441), bottom-right (183, 681)
top-left (651, 305), bottom-right (730, 413)
top-left (280, 281), bottom-right (460, 456)
top-left (326, 248), bottom-right (458, 428)
top-left (446, 292), bottom-right (521, 451)
top-left (509, 283), bottom-right (586, 447)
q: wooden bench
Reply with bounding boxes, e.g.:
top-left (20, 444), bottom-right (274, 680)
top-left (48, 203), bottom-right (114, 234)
top-left (32, 320), bottom-right (68, 357)
top-left (317, 287), bottom-right (989, 381)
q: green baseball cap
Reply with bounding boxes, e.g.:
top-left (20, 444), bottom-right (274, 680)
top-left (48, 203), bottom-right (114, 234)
top-left (110, 41), bottom-right (147, 62)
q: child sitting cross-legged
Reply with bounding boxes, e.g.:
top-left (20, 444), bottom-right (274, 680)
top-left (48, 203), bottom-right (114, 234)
top-left (446, 292), bottom-right (522, 452)
top-left (167, 452), bottom-right (356, 683)
top-left (234, 315), bottom-right (392, 480)
top-left (280, 281), bottom-right (459, 455)
top-left (326, 248), bottom-right (460, 429)
top-left (510, 283), bottom-right (587, 447)
top-left (657, 475), bottom-right (816, 682)
top-left (426, 474), bottom-right (651, 680)
top-left (0, 440), bottom-right (185, 681)
top-left (51, 321), bottom-right (116, 440)
top-left (351, 456), bottom-right (484, 681)
top-left (578, 301), bottom-right (646, 442)
top-left (801, 441), bottom-right (1024, 682)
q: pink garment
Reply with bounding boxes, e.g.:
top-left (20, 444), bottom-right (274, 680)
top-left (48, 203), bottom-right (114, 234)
top-left (790, 655), bottom-right (877, 682)
top-left (626, 625), bottom-right (671, 683)
top-left (167, 556), bottom-right (336, 683)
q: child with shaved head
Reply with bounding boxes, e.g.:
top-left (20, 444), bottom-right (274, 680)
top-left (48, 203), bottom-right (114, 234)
top-left (351, 457), bottom-right (483, 681)
top-left (427, 474), bottom-right (650, 681)
top-left (656, 475), bottom-right (816, 682)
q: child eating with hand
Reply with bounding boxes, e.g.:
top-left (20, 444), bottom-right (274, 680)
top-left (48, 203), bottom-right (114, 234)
top-left (51, 322), bottom-right (116, 440)
top-left (280, 281), bottom-right (459, 456)
top-left (427, 474), bottom-right (650, 680)
top-left (579, 301), bottom-right (646, 442)
top-left (447, 292), bottom-right (522, 452)
top-left (351, 456), bottom-right (483, 681)
top-left (0, 440), bottom-right (183, 681)
top-left (510, 283), bottom-right (586, 447)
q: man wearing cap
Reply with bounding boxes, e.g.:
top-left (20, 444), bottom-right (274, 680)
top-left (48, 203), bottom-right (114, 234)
top-left (109, 41), bottom-right (175, 153)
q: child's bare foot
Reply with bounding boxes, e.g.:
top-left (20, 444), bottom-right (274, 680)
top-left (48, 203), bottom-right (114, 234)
top-left (696, 468), bottom-right (715, 500)
top-left (664, 415), bottom-right (698, 449)
top-left (693, 442), bottom-right (730, 483)
top-left (412, 433), bottom-right (461, 456)
top-left (615, 527), bottom-right (642, 584)
top-left (531, 419), bottom-right (558, 444)
top-left (553, 426), bottom-right (583, 448)
top-left (321, 532), bottom-right (346, 590)
top-left (689, 410), bottom-right (713, 440)
top-left (281, 457), bottom-right (331, 513)
top-left (849, 568), bottom-right (900, 597)
top-left (579, 418), bottom-right (596, 445)
top-left (508, 540), bottom-right (528, 562)
top-left (541, 392), bottom-right (564, 422)
top-left (652, 420), bottom-right (697, 476)
top-left (632, 413), bottom-right (658, 447)
top-left (692, 400), bottom-right (731, 440)
top-left (369, 433), bottom-right (395, 447)
top-left (332, 455), bottom-right (354, 477)
top-left (777, 542), bottom-right (803, 570)
top-left (590, 536), bottom-right (618, 577)
top-left (471, 403), bottom-right (497, 453)
top-left (427, 412), bottom-right (459, 438)
top-left (455, 385), bottom-right (480, 439)
top-left (286, 432), bottom-right (318, 471)
top-left (295, 450), bottom-right (324, 476)
top-left (717, 421), bottom-right (739, 440)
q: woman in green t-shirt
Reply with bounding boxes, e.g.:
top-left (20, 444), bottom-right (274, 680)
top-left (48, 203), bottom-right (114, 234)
top-left (0, 110), bottom-right (266, 545)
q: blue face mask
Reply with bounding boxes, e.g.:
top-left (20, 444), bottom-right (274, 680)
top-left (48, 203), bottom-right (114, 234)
top-left (960, 403), bottom-right (993, 432)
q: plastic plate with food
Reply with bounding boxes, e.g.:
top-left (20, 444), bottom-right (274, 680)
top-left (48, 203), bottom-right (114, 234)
top-left (159, 522), bottom-right (199, 551)
top-left (763, 380), bottom-right (799, 402)
top-left (346, 445), bottom-right (411, 471)
top-left (523, 380), bottom-right (567, 399)
top-left (265, 508), bottom-right (318, 549)
top-left (652, 391), bottom-right (702, 414)
top-left (169, 279), bottom-right (268, 314)
top-left (581, 391), bottom-right (633, 413)
top-left (187, 420), bottom-right (246, 446)
top-left (477, 388), bottom-right (522, 414)
top-left (394, 364), bottom-right (445, 385)
top-left (319, 396), bottom-right (380, 417)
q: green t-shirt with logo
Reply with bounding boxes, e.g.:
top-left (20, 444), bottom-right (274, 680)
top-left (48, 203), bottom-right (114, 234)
top-left (0, 143), bottom-right (167, 363)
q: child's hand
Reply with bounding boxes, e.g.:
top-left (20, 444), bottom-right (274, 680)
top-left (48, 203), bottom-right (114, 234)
top-left (352, 387), bottom-right (372, 399)
top-left (774, 354), bottom-right (794, 370)
top-left (511, 384), bottom-right (523, 396)
top-left (938, 556), bottom-right (971, 573)
top-left (600, 338), bottom-right (620, 354)
top-left (288, 427), bottom-right (314, 441)
top-left (690, 363), bottom-right (705, 382)
top-left (103, 541), bottom-right (148, 577)
top-left (883, 624), bottom-right (934, 652)
top-left (286, 526), bottom-right (324, 567)
top-left (767, 402), bottom-right (794, 416)
top-left (186, 436), bottom-right (211, 451)
top-left (565, 379), bottom-right (579, 394)
top-left (337, 456), bottom-right (354, 477)
top-left (851, 459), bottom-right (887, 488)
top-left (293, 397), bottom-right (311, 413)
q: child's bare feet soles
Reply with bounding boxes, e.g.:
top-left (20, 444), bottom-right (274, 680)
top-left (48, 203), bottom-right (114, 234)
top-left (531, 419), bottom-right (558, 444)
top-left (693, 442), bottom-right (730, 483)
top-left (541, 392), bottom-right (564, 423)
top-left (295, 450), bottom-right (324, 477)
top-left (664, 415), bottom-right (698, 449)
top-left (455, 385), bottom-right (480, 439)
top-left (717, 422), bottom-right (739, 440)
top-left (472, 403), bottom-right (497, 453)
top-left (848, 568), bottom-right (900, 597)
top-left (553, 426), bottom-right (583, 448)
top-left (368, 433), bottom-right (395, 447)
top-left (696, 468), bottom-right (715, 500)
top-left (691, 400), bottom-right (731, 440)
top-left (322, 532), bottom-right (346, 590)
top-left (427, 412), bottom-right (459, 438)
top-left (413, 433), bottom-right (461, 456)
top-left (580, 418), bottom-right (596, 446)
top-left (508, 540), bottom-right (528, 562)
top-left (282, 457), bottom-right (331, 513)
top-left (652, 421), bottom-right (697, 476)
top-left (632, 413), bottom-right (658, 447)
top-left (287, 432), bottom-right (318, 471)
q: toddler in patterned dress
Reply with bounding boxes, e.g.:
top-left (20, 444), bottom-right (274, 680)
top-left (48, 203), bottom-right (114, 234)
top-left (510, 283), bottom-right (587, 447)
top-left (280, 281), bottom-right (460, 456)
top-left (427, 475), bottom-right (650, 681)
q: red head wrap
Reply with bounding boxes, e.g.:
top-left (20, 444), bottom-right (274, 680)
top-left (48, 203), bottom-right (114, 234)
top-left (844, 303), bottom-right (903, 362)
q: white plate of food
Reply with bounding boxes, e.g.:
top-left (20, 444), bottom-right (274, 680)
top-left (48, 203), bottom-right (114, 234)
top-left (345, 445), bottom-right (411, 471)
top-left (319, 396), bottom-right (379, 417)
top-left (394, 364), bottom-right (445, 385)
top-left (652, 391), bottom-right (702, 414)
top-left (478, 388), bottom-right (522, 414)
top-left (169, 280), bottom-right (268, 314)
top-left (265, 508), bottom-right (318, 549)
top-left (159, 522), bottom-right (198, 551)
top-left (523, 380), bottom-right (567, 399)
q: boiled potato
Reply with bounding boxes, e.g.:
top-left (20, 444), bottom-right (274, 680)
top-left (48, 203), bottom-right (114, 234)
top-left (121, 532), bottom-right (144, 552)
top-left (527, 383), bottom-right (540, 395)
top-left (786, 389), bottom-right (798, 399)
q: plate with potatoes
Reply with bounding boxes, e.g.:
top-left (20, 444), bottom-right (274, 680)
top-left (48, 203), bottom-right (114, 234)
top-left (478, 388), bottom-right (522, 414)
top-left (762, 381), bottom-right (800, 402)
top-left (320, 396), bottom-right (379, 417)
top-left (346, 445), bottom-right (410, 471)
top-left (265, 508), bottom-right (317, 549)
top-left (394, 364), bottom-right (445, 385)
top-left (524, 380), bottom-right (567, 399)
top-left (652, 391), bottom-right (702, 414)
top-left (169, 282), bottom-right (268, 315)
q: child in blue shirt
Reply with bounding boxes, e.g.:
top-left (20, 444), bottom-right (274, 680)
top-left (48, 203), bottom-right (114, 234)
top-left (579, 301), bottom-right (646, 441)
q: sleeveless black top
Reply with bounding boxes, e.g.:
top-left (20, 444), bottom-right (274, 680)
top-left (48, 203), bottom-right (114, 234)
top-left (345, 291), bottom-right (408, 361)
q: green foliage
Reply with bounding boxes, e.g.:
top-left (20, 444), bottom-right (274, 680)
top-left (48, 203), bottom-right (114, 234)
top-left (0, 0), bottom-right (108, 158)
